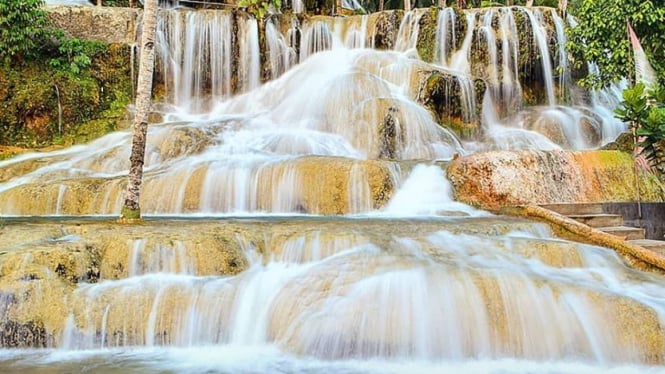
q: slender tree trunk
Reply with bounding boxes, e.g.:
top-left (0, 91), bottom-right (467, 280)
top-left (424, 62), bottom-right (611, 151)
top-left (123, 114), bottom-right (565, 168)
top-left (526, 0), bottom-right (533, 6)
top-left (121, 0), bottom-right (158, 220)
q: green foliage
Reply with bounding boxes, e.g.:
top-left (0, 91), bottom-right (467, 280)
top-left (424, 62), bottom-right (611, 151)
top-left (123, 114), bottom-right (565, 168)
top-left (0, 43), bottom-right (133, 147)
top-left (615, 83), bottom-right (665, 166)
top-left (0, 1), bottom-right (132, 148)
top-left (567, 0), bottom-right (665, 89)
top-left (102, 0), bottom-right (130, 6)
top-left (238, 0), bottom-right (282, 19)
top-left (0, 0), bottom-right (103, 76)
top-left (614, 83), bottom-right (649, 125)
top-left (48, 35), bottom-right (105, 76)
top-left (0, 0), bottom-right (51, 63)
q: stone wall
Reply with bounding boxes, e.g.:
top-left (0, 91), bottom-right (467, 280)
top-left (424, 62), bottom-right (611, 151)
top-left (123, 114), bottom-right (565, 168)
top-left (46, 5), bottom-right (140, 44)
top-left (603, 203), bottom-right (665, 240)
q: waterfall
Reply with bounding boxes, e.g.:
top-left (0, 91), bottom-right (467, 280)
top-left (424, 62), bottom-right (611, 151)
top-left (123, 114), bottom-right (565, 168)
top-left (522, 8), bottom-right (556, 106)
top-left (339, 14), bottom-right (370, 49)
top-left (156, 10), bottom-right (240, 112)
top-left (299, 20), bottom-right (334, 61)
top-left (394, 9), bottom-right (427, 52)
top-left (0, 5), bottom-right (659, 372)
top-left (435, 7), bottom-right (457, 68)
top-left (551, 8), bottom-right (569, 102)
top-left (4, 216), bottom-right (661, 369)
top-left (449, 11), bottom-right (475, 74)
top-left (238, 17), bottom-right (261, 93)
top-left (498, 7), bottom-right (522, 114)
top-left (265, 19), bottom-right (297, 80)
top-left (480, 10), bottom-right (500, 98)
top-left (0, 6), bottom-right (631, 216)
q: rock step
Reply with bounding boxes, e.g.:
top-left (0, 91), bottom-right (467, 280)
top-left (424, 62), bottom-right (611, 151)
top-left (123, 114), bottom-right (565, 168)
top-left (598, 226), bottom-right (646, 241)
top-left (540, 203), bottom-right (604, 216)
top-left (628, 239), bottom-right (665, 255)
top-left (568, 214), bottom-right (624, 228)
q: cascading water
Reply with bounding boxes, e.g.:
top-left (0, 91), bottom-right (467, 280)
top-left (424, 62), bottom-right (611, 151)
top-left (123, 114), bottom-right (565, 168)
top-left (1, 5), bottom-right (659, 373)
top-left (551, 8), bottom-right (569, 102)
top-left (394, 9), bottom-right (426, 52)
top-left (434, 7), bottom-right (456, 68)
top-left (265, 19), bottom-right (297, 80)
top-left (237, 17), bottom-right (261, 93)
top-left (522, 8), bottom-right (556, 107)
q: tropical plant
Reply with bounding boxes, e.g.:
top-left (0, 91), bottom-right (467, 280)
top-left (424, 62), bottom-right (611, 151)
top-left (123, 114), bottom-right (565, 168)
top-left (567, 0), bottom-right (665, 89)
top-left (0, 0), bottom-right (51, 63)
top-left (48, 35), bottom-right (105, 76)
top-left (615, 83), bottom-right (665, 169)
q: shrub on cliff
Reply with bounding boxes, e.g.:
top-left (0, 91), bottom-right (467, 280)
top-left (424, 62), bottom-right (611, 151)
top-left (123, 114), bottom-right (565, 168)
top-left (0, 0), bottom-right (51, 64)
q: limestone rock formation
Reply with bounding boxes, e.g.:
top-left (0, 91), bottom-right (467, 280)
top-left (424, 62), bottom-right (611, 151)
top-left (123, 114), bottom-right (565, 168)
top-left (447, 150), bottom-right (665, 209)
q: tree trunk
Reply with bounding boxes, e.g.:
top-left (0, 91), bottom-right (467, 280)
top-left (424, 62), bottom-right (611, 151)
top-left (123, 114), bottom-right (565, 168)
top-left (456, 0), bottom-right (466, 9)
top-left (379, 0), bottom-right (384, 11)
top-left (121, 0), bottom-right (158, 220)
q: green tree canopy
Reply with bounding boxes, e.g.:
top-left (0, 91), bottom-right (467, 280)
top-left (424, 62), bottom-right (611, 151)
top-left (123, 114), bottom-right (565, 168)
top-left (0, 0), bottom-right (51, 63)
top-left (567, 0), bottom-right (665, 88)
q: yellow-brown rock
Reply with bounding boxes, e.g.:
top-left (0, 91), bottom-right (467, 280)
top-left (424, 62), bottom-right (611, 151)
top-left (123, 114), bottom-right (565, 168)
top-left (0, 156), bottom-right (397, 215)
top-left (447, 150), bottom-right (665, 209)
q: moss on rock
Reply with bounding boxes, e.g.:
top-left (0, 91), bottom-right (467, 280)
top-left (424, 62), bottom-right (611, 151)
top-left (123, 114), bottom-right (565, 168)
top-left (0, 43), bottom-right (132, 148)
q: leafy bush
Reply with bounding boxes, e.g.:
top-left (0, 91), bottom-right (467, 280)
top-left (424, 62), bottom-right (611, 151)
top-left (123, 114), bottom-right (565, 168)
top-left (48, 34), bottom-right (106, 76)
top-left (0, 0), bottom-right (51, 63)
top-left (615, 83), bottom-right (665, 167)
top-left (567, 0), bottom-right (665, 89)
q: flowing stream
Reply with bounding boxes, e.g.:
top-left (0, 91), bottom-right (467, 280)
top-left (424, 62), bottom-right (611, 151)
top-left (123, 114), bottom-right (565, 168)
top-left (1, 6), bottom-right (663, 374)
